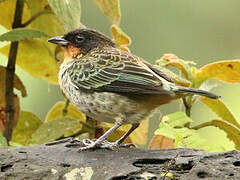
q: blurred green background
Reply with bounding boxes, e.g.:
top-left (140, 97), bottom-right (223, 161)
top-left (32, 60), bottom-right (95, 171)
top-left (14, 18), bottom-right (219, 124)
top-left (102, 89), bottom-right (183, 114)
top-left (1, 0), bottom-right (240, 149)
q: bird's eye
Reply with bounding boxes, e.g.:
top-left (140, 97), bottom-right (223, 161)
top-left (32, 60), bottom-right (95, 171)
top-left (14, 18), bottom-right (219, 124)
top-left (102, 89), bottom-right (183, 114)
top-left (75, 35), bottom-right (85, 43)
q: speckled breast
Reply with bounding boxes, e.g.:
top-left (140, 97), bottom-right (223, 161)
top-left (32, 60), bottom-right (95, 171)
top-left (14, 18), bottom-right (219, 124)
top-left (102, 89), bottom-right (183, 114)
top-left (58, 62), bottom-right (151, 124)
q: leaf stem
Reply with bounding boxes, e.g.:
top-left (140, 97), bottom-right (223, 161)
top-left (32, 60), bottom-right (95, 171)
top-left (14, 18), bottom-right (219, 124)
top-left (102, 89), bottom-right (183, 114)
top-left (183, 97), bottom-right (191, 117)
top-left (20, 10), bottom-right (52, 27)
top-left (3, 0), bottom-right (24, 143)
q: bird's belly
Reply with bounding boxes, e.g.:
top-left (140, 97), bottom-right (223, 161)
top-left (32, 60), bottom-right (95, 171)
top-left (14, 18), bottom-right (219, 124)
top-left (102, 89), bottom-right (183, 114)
top-left (61, 85), bottom-right (151, 124)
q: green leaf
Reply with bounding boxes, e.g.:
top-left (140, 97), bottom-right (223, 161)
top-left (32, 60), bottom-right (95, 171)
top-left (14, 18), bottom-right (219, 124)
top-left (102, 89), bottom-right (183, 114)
top-left (154, 112), bottom-right (226, 151)
top-left (48, 0), bottom-right (84, 31)
top-left (45, 101), bottom-right (86, 137)
top-left (94, 0), bottom-right (121, 25)
top-left (162, 111), bottom-right (192, 128)
top-left (30, 117), bottom-right (82, 144)
top-left (155, 121), bottom-right (222, 151)
top-left (195, 60), bottom-right (240, 85)
top-left (0, 132), bottom-right (7, 147)
top-left (12, 111), bottom-right (42, 145)
top-left (0, 28), bottom-right (48, 42)
top-left (195, 119), bottom-right (240, 150)
top-left (200, 97), bottom-right (240, 129)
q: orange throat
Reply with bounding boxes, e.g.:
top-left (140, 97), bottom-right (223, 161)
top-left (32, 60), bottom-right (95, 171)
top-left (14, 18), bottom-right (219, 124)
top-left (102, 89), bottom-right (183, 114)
top-left (63, 45), bottom-right (82, 61)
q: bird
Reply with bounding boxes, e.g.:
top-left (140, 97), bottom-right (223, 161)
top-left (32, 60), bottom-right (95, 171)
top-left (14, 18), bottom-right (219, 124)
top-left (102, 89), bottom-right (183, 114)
top-left (48, 28), bottom-right (220, 151)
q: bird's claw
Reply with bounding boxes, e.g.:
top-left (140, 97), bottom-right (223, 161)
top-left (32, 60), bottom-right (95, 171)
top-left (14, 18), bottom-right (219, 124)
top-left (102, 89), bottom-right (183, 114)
top-left (77, 139), bottom-right (136, 151)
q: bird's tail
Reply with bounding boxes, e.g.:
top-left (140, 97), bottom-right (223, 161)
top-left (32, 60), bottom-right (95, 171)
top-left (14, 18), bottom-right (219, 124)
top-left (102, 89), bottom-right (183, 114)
top-left (175, 86), bottom-right (220, 99)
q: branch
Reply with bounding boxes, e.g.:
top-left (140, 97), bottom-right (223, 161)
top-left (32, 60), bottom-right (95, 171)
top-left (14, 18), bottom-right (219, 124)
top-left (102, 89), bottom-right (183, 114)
top-left (3, 0), bottom-right (24, 143)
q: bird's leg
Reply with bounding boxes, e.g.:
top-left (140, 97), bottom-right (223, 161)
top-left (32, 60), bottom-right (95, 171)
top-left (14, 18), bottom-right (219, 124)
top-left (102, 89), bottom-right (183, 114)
top-left (78, 123), bottom-right (121, 151)
top-left (114, 123), bottom-right (140, 146)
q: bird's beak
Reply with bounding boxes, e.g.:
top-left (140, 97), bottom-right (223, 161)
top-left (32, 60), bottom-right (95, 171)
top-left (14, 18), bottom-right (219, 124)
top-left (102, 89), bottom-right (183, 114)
top-left (47, 36), bottom-right (69, 46)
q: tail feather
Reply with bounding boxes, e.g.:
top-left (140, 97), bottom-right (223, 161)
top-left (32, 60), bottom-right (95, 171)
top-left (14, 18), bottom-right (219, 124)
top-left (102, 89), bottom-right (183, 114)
top-left (175, 86), bottom-right (220, 99)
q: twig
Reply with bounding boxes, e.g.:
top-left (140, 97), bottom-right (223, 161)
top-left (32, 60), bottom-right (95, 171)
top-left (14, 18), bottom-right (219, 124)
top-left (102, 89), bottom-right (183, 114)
top-left (4, 0), bottom-right (24, 143)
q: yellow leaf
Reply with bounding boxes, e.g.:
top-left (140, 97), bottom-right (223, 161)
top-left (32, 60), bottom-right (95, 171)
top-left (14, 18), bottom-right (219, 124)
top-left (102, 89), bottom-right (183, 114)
top-left (12, 111), bottom-right (42, 145)
top-left (111, 25), bottom-right (131, 47)
top-left (200, 97), bottom-right (240, 129)
top-left (45, 101), bottom-right (86, 122)
top-left (45, 101), bottom-right (86, 137)
top-left (25, 0), bottom-right (64, 36)
top-left (102, 119), bottom-right (149, 145)
top-left (196, 60), bottom-right (240, 84)
top-left (0, 39), bottom-right (59, 84)
top-left (120, 46), bottom-right (130, 53)
top-left (129, 119), bottom-right (148, 145)
top-left (94, 0), bottom-right (121, 25)
top-left (0, 0), bottom-right (31, 30)
top-left (149, 135), bottom-right (174, 149)
top-left (156, 54), bottom-right (195, 80)
top-left (199, 119), bottom-right (240, 150)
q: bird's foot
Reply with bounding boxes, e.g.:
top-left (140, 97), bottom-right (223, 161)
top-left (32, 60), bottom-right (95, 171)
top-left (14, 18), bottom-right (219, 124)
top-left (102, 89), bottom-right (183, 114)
top-left (77, 138), bottom-right (136, 151)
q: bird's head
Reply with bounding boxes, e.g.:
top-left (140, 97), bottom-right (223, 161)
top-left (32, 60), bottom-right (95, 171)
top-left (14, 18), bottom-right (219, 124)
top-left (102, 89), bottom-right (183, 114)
top-left (48, 28), bottom-right (115, 59)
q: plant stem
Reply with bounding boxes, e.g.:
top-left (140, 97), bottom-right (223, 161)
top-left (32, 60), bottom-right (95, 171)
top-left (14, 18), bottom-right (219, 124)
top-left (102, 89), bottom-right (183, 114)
top-left (3, 0), bottom-right (24, 143)
top-left (62, 99), bottom-right (70, 116)
top-left (182, 97), bottom-right (191, 117)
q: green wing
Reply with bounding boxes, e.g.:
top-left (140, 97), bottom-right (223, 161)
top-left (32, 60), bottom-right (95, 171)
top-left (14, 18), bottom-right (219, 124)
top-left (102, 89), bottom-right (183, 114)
top-left (67, 48), bottom-right (173, 94)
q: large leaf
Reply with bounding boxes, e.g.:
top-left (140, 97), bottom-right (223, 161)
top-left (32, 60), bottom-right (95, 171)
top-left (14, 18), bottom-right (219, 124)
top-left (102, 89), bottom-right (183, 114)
top-left (155, 120), bottom-right (221, 151)
top-left (195, 60), bottom-right (240, 84)
top-left (0, 132), bottom-right (7, 147)
top-left (45, 101), bottom-right (86, 137)
top-left (48, 0), bottom-right (83, 31)
top-left (0, 0), bottom-right (31, 30)
top-left (0, 40), bottom-right (59, 84)
top-left (162, 111), bottom-right (193, 127)
top-left (0, 28), bottom-right (48, 42)
top-left (12, 111), bottom-right (42, 145)
top-left (30, 117), bottom-right (81, 144)
top-left (200, 97), bottom-right (240, 129)
top-left (25, 0), bottom-right (64, 36)
top-left (94, 0), bottom-right (121, 25)
top-left (195, 119), bottom-right (240, 150)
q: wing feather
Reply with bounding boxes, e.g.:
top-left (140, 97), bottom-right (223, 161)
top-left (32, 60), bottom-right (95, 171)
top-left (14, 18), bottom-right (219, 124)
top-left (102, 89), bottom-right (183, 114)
top-left (67, 48), bottom-right (173, 94)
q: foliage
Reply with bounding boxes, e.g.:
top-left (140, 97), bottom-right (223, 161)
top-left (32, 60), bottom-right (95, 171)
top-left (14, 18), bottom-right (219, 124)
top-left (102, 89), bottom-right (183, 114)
top-left (152, 54), bottom-right (240, 151)
top-left (0, 0), bottom-right (239, 153)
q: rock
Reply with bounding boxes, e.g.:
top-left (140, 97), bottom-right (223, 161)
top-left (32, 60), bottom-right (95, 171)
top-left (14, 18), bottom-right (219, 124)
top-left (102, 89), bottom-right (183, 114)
top-left (0, 139), bottom-right (239, 179)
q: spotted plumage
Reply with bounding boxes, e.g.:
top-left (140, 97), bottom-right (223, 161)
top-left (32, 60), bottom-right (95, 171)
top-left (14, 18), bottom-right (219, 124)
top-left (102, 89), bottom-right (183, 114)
top-left (48, 28), bottom-right (220, 150)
